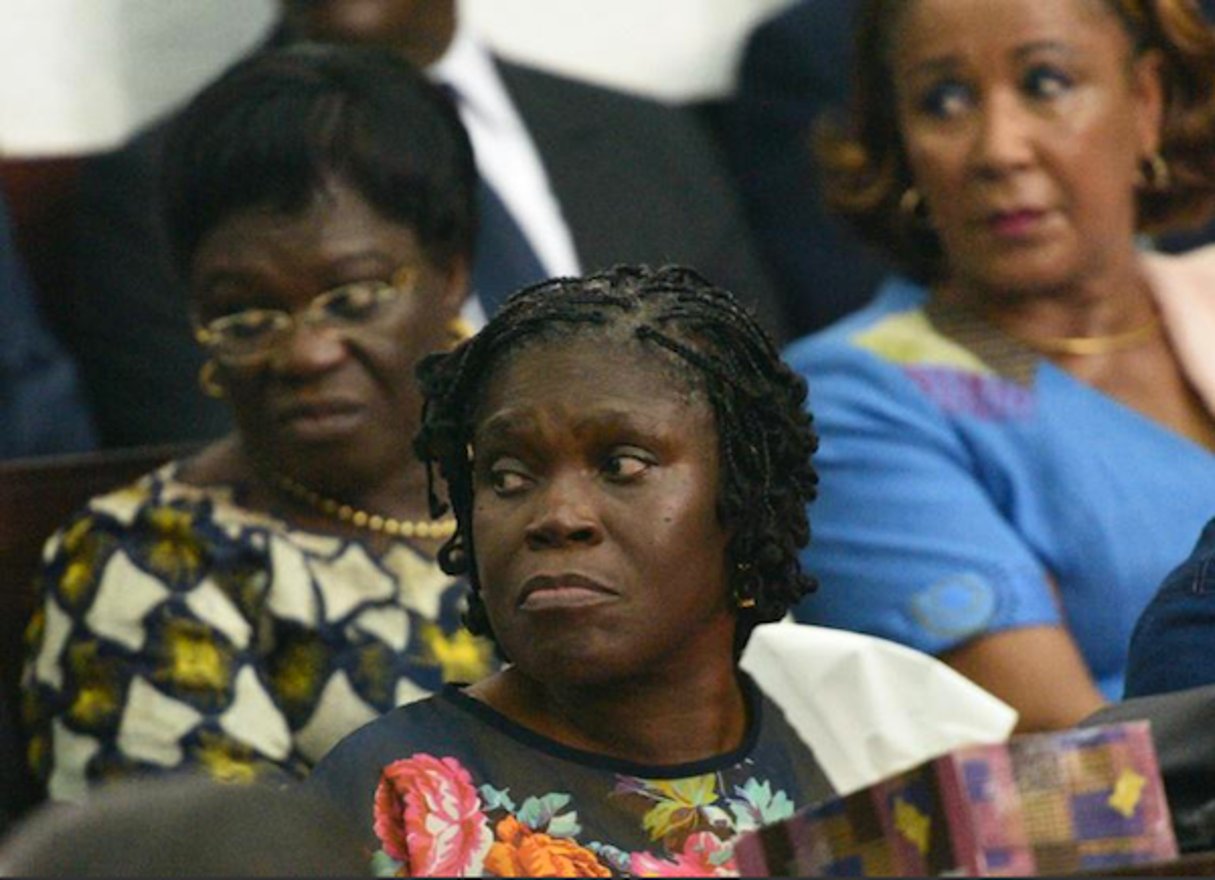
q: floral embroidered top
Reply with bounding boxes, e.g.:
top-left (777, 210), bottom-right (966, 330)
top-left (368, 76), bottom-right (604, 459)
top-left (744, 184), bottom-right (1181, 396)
top-left (306, 676), bottom-right (833, 877)
top-left (22, 463), bottom-right (496, 802)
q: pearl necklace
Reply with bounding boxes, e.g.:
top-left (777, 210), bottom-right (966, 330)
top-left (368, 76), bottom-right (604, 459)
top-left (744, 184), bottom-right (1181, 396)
top-left (271, 471), bottom-right (456, 539)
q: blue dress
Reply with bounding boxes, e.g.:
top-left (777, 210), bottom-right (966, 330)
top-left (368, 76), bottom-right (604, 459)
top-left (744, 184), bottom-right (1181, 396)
top-left (786, 277), bottom-right (1215, 700)
top-left (306, 677), bottom-right (833, 877)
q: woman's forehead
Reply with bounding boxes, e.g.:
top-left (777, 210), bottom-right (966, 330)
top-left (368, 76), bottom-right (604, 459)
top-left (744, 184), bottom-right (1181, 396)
top-left (474, 336), bottom-right (709, 425)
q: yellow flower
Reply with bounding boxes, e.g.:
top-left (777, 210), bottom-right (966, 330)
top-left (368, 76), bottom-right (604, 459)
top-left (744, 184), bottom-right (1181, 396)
top-left (163, 620), bottom-right (230, 692)
top-left (419, 624), bottom-right (495, 683)
top-left (145, 507), bottom-right (205, 581)
top-left (66, 642), bottom-right (121, 727)
top-left (271, 640), bottom-right (326, 707)
top-left (196, 733), bottom-right (261, 785)
top-left (640, 774), bottom-right (719, 842)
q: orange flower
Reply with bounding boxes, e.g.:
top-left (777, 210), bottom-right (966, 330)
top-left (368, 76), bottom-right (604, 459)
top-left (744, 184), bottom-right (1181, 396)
top-left (484, 815), bottom-right (610, 878)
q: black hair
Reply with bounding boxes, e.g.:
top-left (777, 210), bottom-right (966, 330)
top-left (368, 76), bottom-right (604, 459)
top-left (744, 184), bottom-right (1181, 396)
top-left (160, 42), bottom-right (476, 274)
top-left (414, 264), bottom-right (819, 657)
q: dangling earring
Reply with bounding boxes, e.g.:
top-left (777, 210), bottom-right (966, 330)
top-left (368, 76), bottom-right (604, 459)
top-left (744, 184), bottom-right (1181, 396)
top-left (897, 186), bottom-right (934, 239)
top-left (1139, 152), bottom-right (1171, 192)
top-left (899, 186), bottom-right (929, 222)
top-left (734, 562), bottom-right (757, 609)
top-left (199, 360), bottom-right (226, 399)
top-left (446, 317), bottom-right (475, 348)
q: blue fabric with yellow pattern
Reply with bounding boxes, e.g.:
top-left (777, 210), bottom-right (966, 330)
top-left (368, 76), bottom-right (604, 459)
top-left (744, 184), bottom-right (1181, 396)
top-left (22, 463), bottom-right (496, 801)
top-left (786, 277), bottom-right (1215, 700)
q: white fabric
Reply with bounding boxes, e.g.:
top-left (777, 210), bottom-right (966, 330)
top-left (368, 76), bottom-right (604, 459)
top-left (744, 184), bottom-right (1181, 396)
top-left (740, 621), bottom-right (1018, 795)
top-left (1144, 244), bottom-right (1215, 416)
top-left (430, 23), bottom-right (581, 282)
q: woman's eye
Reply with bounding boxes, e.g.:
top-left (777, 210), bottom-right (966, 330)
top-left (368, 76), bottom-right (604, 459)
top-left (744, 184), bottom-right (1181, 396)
top-left (488, 463), bottom-right (531, 495)
top-left (320, 283), bottom-right (386, 321)
top-left (1023, 65), bottom-right (1072, 99)
top-left (603, 452), bottom-right (652, 481)
top-left (918, 81), bottom-right (972, 119)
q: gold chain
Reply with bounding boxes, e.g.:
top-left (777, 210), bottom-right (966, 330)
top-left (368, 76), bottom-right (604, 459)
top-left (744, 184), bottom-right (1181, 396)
top-left (1001, 314), bottom-right (1162, 357)
top-left (270, 472), bottom-right (456, 539)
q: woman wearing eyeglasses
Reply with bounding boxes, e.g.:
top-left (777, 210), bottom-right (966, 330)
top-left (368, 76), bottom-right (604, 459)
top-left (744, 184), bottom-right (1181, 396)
top-left (21, 44), bottom-right (496, 801)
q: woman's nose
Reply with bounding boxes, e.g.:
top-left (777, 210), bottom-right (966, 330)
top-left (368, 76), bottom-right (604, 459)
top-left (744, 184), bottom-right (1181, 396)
top-left (972, 91), bottom-right (1034, 175)
top-left (524, 472), bottom-right (603, 549)
top-left (269, 322), bottom-right (347, 376)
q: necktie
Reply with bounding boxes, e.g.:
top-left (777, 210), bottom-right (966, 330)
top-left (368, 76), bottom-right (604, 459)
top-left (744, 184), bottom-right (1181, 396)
top-left (435, 80), bottom-right (549, 316)
top-left (471, 175), bottom-right (549, 317)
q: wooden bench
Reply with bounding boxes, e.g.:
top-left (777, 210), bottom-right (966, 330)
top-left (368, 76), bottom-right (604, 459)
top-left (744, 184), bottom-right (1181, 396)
top-left (0, 443), bottom-right (189, 828)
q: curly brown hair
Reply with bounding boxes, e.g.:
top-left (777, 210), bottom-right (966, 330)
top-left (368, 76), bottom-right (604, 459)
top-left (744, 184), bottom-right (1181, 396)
top-left (817, 0), bottom-right (1215, 283)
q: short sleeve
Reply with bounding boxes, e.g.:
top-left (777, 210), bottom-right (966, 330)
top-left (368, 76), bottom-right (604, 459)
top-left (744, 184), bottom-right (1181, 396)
top-left (22, 488), bottom-right (301, 801)
top-left (788, 335), bottom-right (1059, 656)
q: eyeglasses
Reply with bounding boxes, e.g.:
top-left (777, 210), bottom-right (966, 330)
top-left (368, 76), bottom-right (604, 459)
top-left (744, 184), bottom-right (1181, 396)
top-left (195, 267), bottom-right (417, 367)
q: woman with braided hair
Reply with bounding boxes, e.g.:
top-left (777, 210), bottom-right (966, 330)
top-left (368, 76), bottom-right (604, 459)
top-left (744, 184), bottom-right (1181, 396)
top-left (308, 264), bottom-right (833, 877)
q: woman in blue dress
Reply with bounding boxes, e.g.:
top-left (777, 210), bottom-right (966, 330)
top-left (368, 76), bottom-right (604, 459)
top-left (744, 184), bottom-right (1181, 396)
top-left (787, 0), bottom-right (1215, 730)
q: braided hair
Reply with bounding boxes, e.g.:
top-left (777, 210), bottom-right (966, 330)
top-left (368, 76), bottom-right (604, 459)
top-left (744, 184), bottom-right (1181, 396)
top-left (414, 264), bottom-right (819, 656)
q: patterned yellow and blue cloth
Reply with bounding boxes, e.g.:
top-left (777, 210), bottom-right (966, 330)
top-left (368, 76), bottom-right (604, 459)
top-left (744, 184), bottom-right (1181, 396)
top-left (21, 463), bottom-right (496, 801)
top-left (786, 277), bottom-right (1215, 700)
top-left (306, 676), bottom-right (833, 877)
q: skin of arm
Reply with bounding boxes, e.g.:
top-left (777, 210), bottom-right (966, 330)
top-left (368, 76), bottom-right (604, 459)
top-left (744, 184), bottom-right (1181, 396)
top-left (942, 624), bottom-right (1106, 732)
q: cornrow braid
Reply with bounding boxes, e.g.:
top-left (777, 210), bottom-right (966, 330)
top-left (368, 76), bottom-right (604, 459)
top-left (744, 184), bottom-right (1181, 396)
top-left (414, 264), bottom-right (819, 657)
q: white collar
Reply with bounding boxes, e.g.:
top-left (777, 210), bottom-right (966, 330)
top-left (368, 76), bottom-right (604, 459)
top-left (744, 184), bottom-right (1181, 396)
top-left (427, 21), bottom-right (517, 134)
top-left (1144, 245), bottom-right (1215, 415)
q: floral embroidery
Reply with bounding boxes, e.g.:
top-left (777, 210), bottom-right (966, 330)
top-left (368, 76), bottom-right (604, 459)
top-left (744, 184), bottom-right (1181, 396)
top-left (486, 816), bottom-right (611, 878)
top-left (617, 774), bottom-right (730, 844)
top-left (374, 754), bottom-right (493, 876)
top-left (371, 753), bottom-right (801, 878)
top-left (727, 778), bottom-right (796, 833)
top-left (629, 831), bottom-right (737, 877)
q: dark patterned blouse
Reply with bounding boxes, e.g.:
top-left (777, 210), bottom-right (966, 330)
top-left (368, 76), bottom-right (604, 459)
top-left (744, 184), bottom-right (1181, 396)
top-left (307, 676), bottom-right (833, 877)
top-left (23, 463), bottom-right (496, 801)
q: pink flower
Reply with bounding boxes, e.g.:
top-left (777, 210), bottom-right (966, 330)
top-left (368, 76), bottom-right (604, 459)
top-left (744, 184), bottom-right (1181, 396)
top-left (629, 831), bottom-right (739, 877)
top-left (373, 754), bottom-right (493, 877)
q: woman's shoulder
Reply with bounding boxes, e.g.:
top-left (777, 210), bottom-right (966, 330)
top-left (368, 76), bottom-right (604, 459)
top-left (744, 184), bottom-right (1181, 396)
top-left (784, 276), bottom-right (930, 364)
top-left (783, 277), bottom-right (994, 382)
top-left (1145, 243), bottom-right (1215, 290)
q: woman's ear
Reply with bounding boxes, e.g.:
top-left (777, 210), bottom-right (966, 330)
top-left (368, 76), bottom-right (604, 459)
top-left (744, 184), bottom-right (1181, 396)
top-left (441, 255), bottom-right (471, 315)
top-left (1132, 48), bottom-right (1166, 157)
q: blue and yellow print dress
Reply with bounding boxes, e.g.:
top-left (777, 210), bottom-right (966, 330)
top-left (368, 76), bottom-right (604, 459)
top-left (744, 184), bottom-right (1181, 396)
top-left (22, 462), bottom-right (496, 801)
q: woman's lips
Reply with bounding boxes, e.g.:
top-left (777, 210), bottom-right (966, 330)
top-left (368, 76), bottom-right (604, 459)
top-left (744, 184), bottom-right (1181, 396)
top-left (274, 400), bottom-right (365, 441)
top-left (517, 573), bottom-right (617, 612)
top-left (987, 208), bottom-right (1048, 238)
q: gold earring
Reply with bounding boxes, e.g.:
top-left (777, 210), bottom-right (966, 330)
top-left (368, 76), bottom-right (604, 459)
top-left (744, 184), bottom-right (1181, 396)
top-left (899, 186), bottom-right (926, 219)
top-left (199, 360), bottom-right (226, 399)
top-left (737, 595), bottom-right (757, 610)
top-left (446, 317), bottom-right (475, 347)
top-left (1140, 152), bottom-right (1171, 192)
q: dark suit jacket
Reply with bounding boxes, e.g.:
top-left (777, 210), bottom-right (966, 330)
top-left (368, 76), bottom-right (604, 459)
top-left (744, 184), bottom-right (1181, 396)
top-left (724, 0), bottom-right (891, 338)
top-left (65, 55), bottom-right (786, 448)
top-left (0, 193), bottom-right (96, 458)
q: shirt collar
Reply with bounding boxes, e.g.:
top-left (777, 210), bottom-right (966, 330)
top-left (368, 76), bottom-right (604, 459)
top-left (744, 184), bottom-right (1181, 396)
top-left (427, 20), bottom-right (516, 133)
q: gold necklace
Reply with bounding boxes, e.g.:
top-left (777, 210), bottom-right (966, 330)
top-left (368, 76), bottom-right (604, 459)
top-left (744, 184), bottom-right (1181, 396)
top-left (1001, 314), bottom-right (1162, 357)
top-left (271, 471), bottom-right (456, 539)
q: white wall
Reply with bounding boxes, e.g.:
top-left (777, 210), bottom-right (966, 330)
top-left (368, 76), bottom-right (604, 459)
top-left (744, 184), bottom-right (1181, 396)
top-left (0, 0), bottom-right (793, 157)
top-left (461, 0), bottom-right (798, 101)
top-left (0, 0), bottom-right (276, 157)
